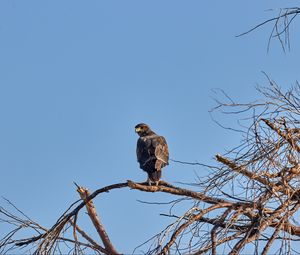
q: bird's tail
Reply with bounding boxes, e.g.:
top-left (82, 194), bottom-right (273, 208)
top-left (148, 171), bottom-right (162, 182)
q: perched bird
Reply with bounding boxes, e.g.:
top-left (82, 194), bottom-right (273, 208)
top-left (135, 123), bottom-right (169, 185)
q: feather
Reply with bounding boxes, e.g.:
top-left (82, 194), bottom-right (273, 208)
top-left (135, 123), bottom-right (169, 184)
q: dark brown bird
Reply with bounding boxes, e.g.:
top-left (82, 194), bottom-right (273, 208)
top-left (135, 123), bottom-right (169, 185)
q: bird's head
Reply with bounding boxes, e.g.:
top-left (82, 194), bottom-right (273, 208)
top-left (135, 123), bottom-right (153, 137)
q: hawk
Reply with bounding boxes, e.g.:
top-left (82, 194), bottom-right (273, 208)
top-left (135, 123), bottom-right (169, 185)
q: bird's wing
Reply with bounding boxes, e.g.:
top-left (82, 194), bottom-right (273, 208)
top-left (153, 136), bottom-right (169, 165)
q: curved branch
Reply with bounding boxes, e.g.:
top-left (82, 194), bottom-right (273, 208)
top-left (158, 203), bottom-right (232, 255)
top-left (127, 180), bottom-right (235, 205)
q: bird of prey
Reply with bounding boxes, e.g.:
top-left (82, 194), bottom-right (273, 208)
top-left (135, 123), bottom-right (169, 185)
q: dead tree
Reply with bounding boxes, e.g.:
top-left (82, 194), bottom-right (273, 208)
top-left (2, 80), bottom-right (300, 254)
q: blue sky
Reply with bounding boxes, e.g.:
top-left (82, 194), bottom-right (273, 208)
top-left (1, 0), bottom-right (300, 253)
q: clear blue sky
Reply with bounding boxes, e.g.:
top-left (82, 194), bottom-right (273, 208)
top-left (1, 0), bottom-right (300, 253)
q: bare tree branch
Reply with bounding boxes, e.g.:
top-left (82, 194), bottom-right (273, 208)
top-left (76, 185), bottom-right (120, 255)
top-left (237, 7), bottom-right (300, 51)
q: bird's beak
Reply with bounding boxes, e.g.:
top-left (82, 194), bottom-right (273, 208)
top-left (135, 127), bottom-right (141, 133)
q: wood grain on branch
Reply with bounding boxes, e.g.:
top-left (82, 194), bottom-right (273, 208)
top-left (69, 220), bottom-right (106, 253)
top-left (127, 180), bottom-right (237, 205)
top-left (262, 118), bottom-right (300, 152)
top-left (215, 154), bottom-right (270, 186)
top-left (77, 186), bottom-right (120, 255)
